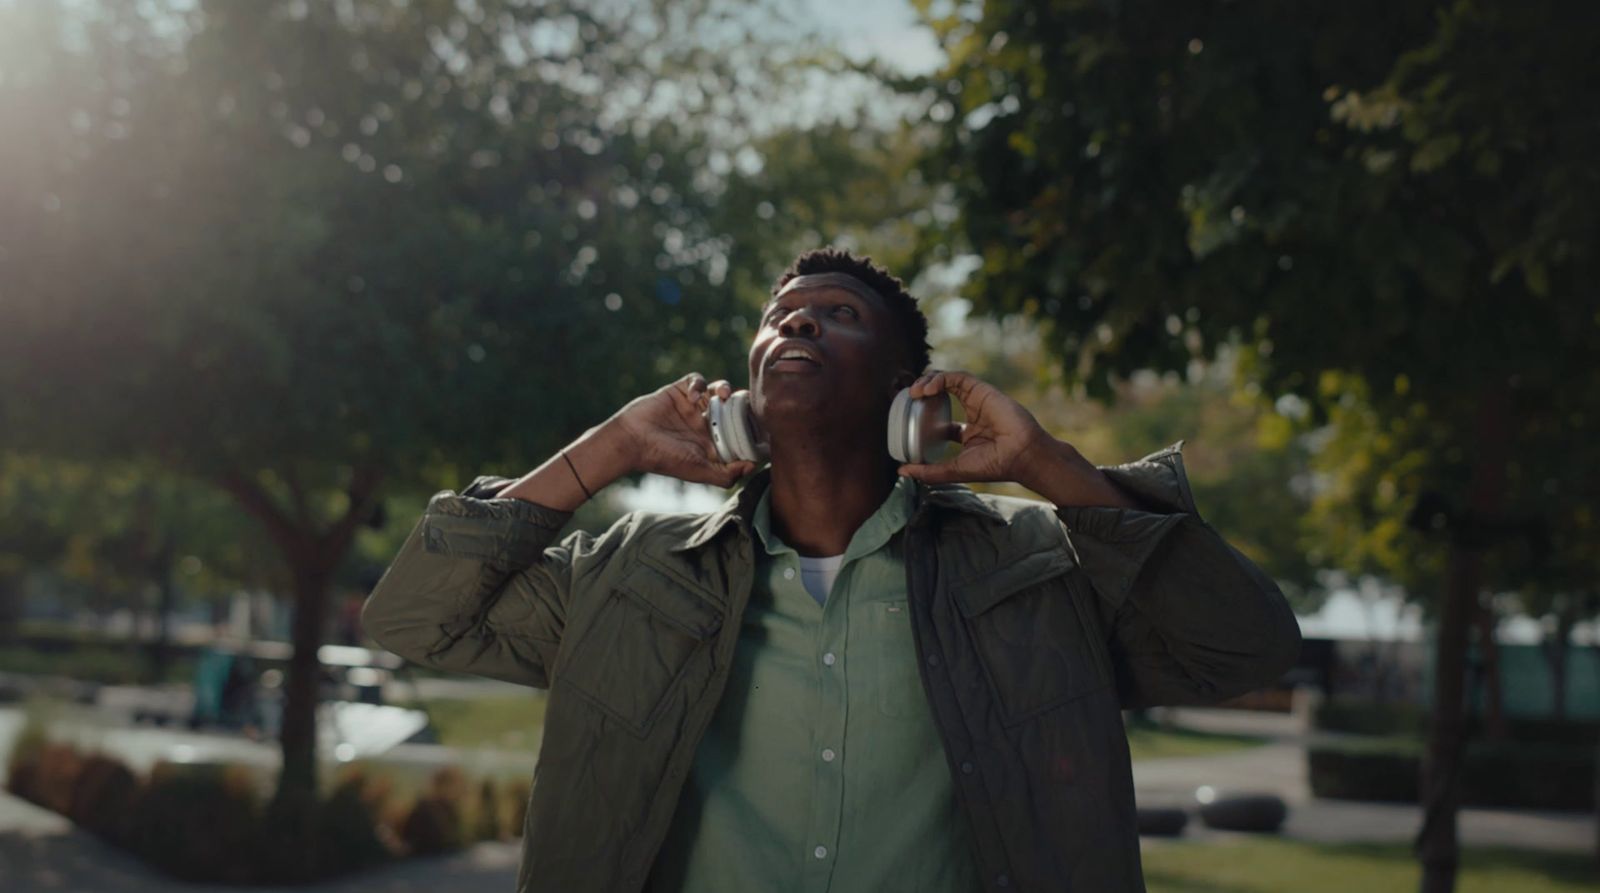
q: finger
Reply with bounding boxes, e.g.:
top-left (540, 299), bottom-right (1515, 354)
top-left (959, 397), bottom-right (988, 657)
top-left (710, 461), bottom-right (757, 488)
top-left (897, 462), bottom-right (966, 485)
top-left (908, 369), bottom-right (941, 399)
top-left (708, 379), bottom-right (733, 400)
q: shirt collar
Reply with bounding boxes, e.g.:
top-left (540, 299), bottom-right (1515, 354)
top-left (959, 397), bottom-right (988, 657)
top-left (669, 469), bottom-right (1005, 554)
top-left (751, 473), bottom-right (917, 562)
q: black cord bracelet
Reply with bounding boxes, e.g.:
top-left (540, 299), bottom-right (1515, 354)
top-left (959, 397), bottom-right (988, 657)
top-left (561, 450), bottom-right (594, 501)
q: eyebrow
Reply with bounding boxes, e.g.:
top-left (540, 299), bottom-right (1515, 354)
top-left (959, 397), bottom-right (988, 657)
top-left (761, 290), bottom-right (866, 318)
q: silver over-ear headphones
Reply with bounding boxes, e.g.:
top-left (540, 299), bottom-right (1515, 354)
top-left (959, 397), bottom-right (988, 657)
top-left (708, 389), bottom-right (956, 465)
top-left (708, 391), bottom-right (769, 464)
top-left (887, 388), bottom-right (955, 465)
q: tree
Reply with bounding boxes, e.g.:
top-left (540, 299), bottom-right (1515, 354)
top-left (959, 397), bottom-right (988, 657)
top-left (916, 0), bottom-right (1599, 888)
top-left (0, 0), bottom-right (834, 861)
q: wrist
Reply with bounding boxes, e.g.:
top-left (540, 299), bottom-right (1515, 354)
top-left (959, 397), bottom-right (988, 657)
top-left (1017, 436), bottom-right (1139, 509)
top-left (570, 418), bottom-right (639, 487)
top-left (1014, 430), bottom-right (1077, 492)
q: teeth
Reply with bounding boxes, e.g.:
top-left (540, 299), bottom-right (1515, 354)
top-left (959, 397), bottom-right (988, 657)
top-left (777, 349), bottom-right (812, 361)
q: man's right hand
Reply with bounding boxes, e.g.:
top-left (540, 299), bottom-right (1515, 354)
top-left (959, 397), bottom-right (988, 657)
top-left (605, 373), bottom-right (758, 488)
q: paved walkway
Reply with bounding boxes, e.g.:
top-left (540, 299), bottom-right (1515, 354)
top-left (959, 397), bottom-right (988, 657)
top-left (1132, 741), bottom-right (1594, 852)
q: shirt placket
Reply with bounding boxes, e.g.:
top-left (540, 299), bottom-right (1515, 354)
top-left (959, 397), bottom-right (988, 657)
top-left (776, 555), bottom-right (848, 893)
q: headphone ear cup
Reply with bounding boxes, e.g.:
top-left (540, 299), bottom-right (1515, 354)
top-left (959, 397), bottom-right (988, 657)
top-left (709, 395), bottom-right (737, 464)
top-left (724, 391), bottom-right (764, 463)
top-left (918, 392), bottom-right (954, 465)
top-left (887, 388), bottom-right (913, 463)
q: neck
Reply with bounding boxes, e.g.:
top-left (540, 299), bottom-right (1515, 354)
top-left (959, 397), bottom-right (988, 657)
top-left (765, 427), bottom-right (897, 558)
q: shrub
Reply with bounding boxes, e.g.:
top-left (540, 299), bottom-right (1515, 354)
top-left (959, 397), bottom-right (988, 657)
top-left (66, 753), bottom-right (141, 843)
top-left (1308, 738), bottom-right (1595, 810)
top-left (1312, 699), bottom-right (1426, 737)
top-left (504, 778), bottom-right (532, 836)
top-left (4, 735), bottom-right (501, 882)
top-left (401, 795), bottom-right (464, 856)
top-left (399, 766), bottom-right (476, 856)
top-left (127, 762), bottom-right (264, 884)
top-left (312, 767), bottom-right (404, 877)
top-left (475, 778), bottom-right (504, 842)
top-left (31, 741), bottom-right (85, 814)
top-left (1314, 698), bottom-right (1600, 745)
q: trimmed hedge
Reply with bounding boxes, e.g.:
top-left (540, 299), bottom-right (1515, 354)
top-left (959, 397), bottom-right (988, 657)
top-left (1313, 698), bottom-right (1600, 744)
top-left (5, 735), bottom-right (527, 884)
top-left (1308, 737), bottom-right (1596, 811)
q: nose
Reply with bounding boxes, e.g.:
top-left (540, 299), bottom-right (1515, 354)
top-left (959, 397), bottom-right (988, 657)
top-left (777, 306), bottom-right (821, 338)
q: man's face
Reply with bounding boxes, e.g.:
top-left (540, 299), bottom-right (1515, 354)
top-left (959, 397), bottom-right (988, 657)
top-left (746, 284), bottom-right (909, 435)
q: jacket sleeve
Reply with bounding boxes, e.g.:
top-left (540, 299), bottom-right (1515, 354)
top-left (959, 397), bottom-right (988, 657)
top-left (1054, 442), bottom-right (1303, 709)
top-left (360, 475), bottom-right (626, 689)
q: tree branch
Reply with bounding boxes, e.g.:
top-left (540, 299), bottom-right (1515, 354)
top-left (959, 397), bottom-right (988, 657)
top-left (217, 470), bottom-right (304, 559)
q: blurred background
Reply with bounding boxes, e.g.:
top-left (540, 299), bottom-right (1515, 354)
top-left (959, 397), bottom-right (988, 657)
top-left (0, 0), bottom-right (1596, 890)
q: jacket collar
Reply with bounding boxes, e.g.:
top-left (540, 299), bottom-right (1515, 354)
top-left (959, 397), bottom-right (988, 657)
top-left (669, 469), bottom-right (1005, 553)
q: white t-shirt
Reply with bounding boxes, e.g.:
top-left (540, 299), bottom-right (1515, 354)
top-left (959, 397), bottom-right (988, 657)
top-left (797, 554), bottom-right (845, 606)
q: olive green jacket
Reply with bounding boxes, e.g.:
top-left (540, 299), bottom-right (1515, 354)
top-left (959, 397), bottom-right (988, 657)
top-left (361, 442), bottom-right (1301, 893)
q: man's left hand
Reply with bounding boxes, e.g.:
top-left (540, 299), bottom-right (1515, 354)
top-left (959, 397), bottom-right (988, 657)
top-left (897, 370), bottom-right (1140, 509)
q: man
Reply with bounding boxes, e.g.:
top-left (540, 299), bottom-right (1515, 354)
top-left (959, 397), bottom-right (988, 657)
top-left (362, 247), bottom-right (1302, 892)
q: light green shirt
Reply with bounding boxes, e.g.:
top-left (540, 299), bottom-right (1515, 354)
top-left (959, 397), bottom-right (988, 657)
top-left (650, 476), bottom-right (982, 893)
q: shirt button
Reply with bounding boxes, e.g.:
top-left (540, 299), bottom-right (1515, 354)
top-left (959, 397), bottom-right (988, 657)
top-left (822, 652), bottom-right (836, 666)
top-left (783, 567), bottom-right (796, 580)
top-left (814, 845), bottom-right (828, 860)
top-left (961, 761), bottom-right (974, 774)
top-left (822, 748), bottom-right (836, 762)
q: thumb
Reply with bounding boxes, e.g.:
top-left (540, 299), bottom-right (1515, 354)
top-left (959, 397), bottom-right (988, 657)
top-left (898, 463), bottom-right (965, 485)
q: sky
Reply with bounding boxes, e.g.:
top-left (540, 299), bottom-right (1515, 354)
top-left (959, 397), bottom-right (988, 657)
top-left (804, 0), bottom-right (945, 76)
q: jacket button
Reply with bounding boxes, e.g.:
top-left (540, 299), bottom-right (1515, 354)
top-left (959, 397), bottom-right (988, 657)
top-left (926, 653), bottom-right (941, 668)
top-left (996, 873), bottom-right (1010, 888)
top-left (960, 761), bottom-right (974, 774)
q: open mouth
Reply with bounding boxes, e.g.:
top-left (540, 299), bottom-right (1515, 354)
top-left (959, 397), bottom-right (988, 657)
top-left (767, 344), bottom-right (822, 370)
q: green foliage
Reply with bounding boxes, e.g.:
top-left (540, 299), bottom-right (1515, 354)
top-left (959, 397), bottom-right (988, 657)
top-left (1307, 737), bottom-right (1595, 811)
top-left (0, 0), bottom-right (871, 804)
top-left (917, 0), bottom-right (1600, 627)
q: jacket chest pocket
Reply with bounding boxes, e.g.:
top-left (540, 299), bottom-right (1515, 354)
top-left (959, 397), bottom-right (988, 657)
top-left (954, 549), bottom-right (1109, 725)
top-left (554, 566), bottom-right (724, 738)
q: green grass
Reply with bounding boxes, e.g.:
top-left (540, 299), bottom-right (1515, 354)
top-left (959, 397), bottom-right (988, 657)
top-left (403, 695), bottom-right (548, 750)
top-left (1143, 838), bottom-right (1597, 893)
top-left (1125, 721), bottom-right (1267, 762)
top-left (408, 698), bottom-right (1265, 763)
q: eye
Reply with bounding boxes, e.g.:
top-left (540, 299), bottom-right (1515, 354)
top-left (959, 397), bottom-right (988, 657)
top-left (764, 305), bottom-right (788, 324)
top-left (831, 304), bottom-right (859, 319)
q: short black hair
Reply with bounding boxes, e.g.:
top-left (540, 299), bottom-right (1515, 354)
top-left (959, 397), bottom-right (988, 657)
top-left (772, 247), bottom-right (932, 375)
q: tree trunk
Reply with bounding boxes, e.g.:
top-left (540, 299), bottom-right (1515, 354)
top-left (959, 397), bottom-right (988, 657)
top-left (262, 555), bottom-right (333, 880)
top-left (1544, 607), bottom-right (1574, 721)
top-left (1417, 387), bottom-right (1510, 893)
top-left (145, 540), bottom-right (177, 685)
top-left (217, 463), bottom-right (384, 879)
top-left (1472, 592), bottom-right (1506, 739)
top-left (280, 562), bottom-right (330, 799)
